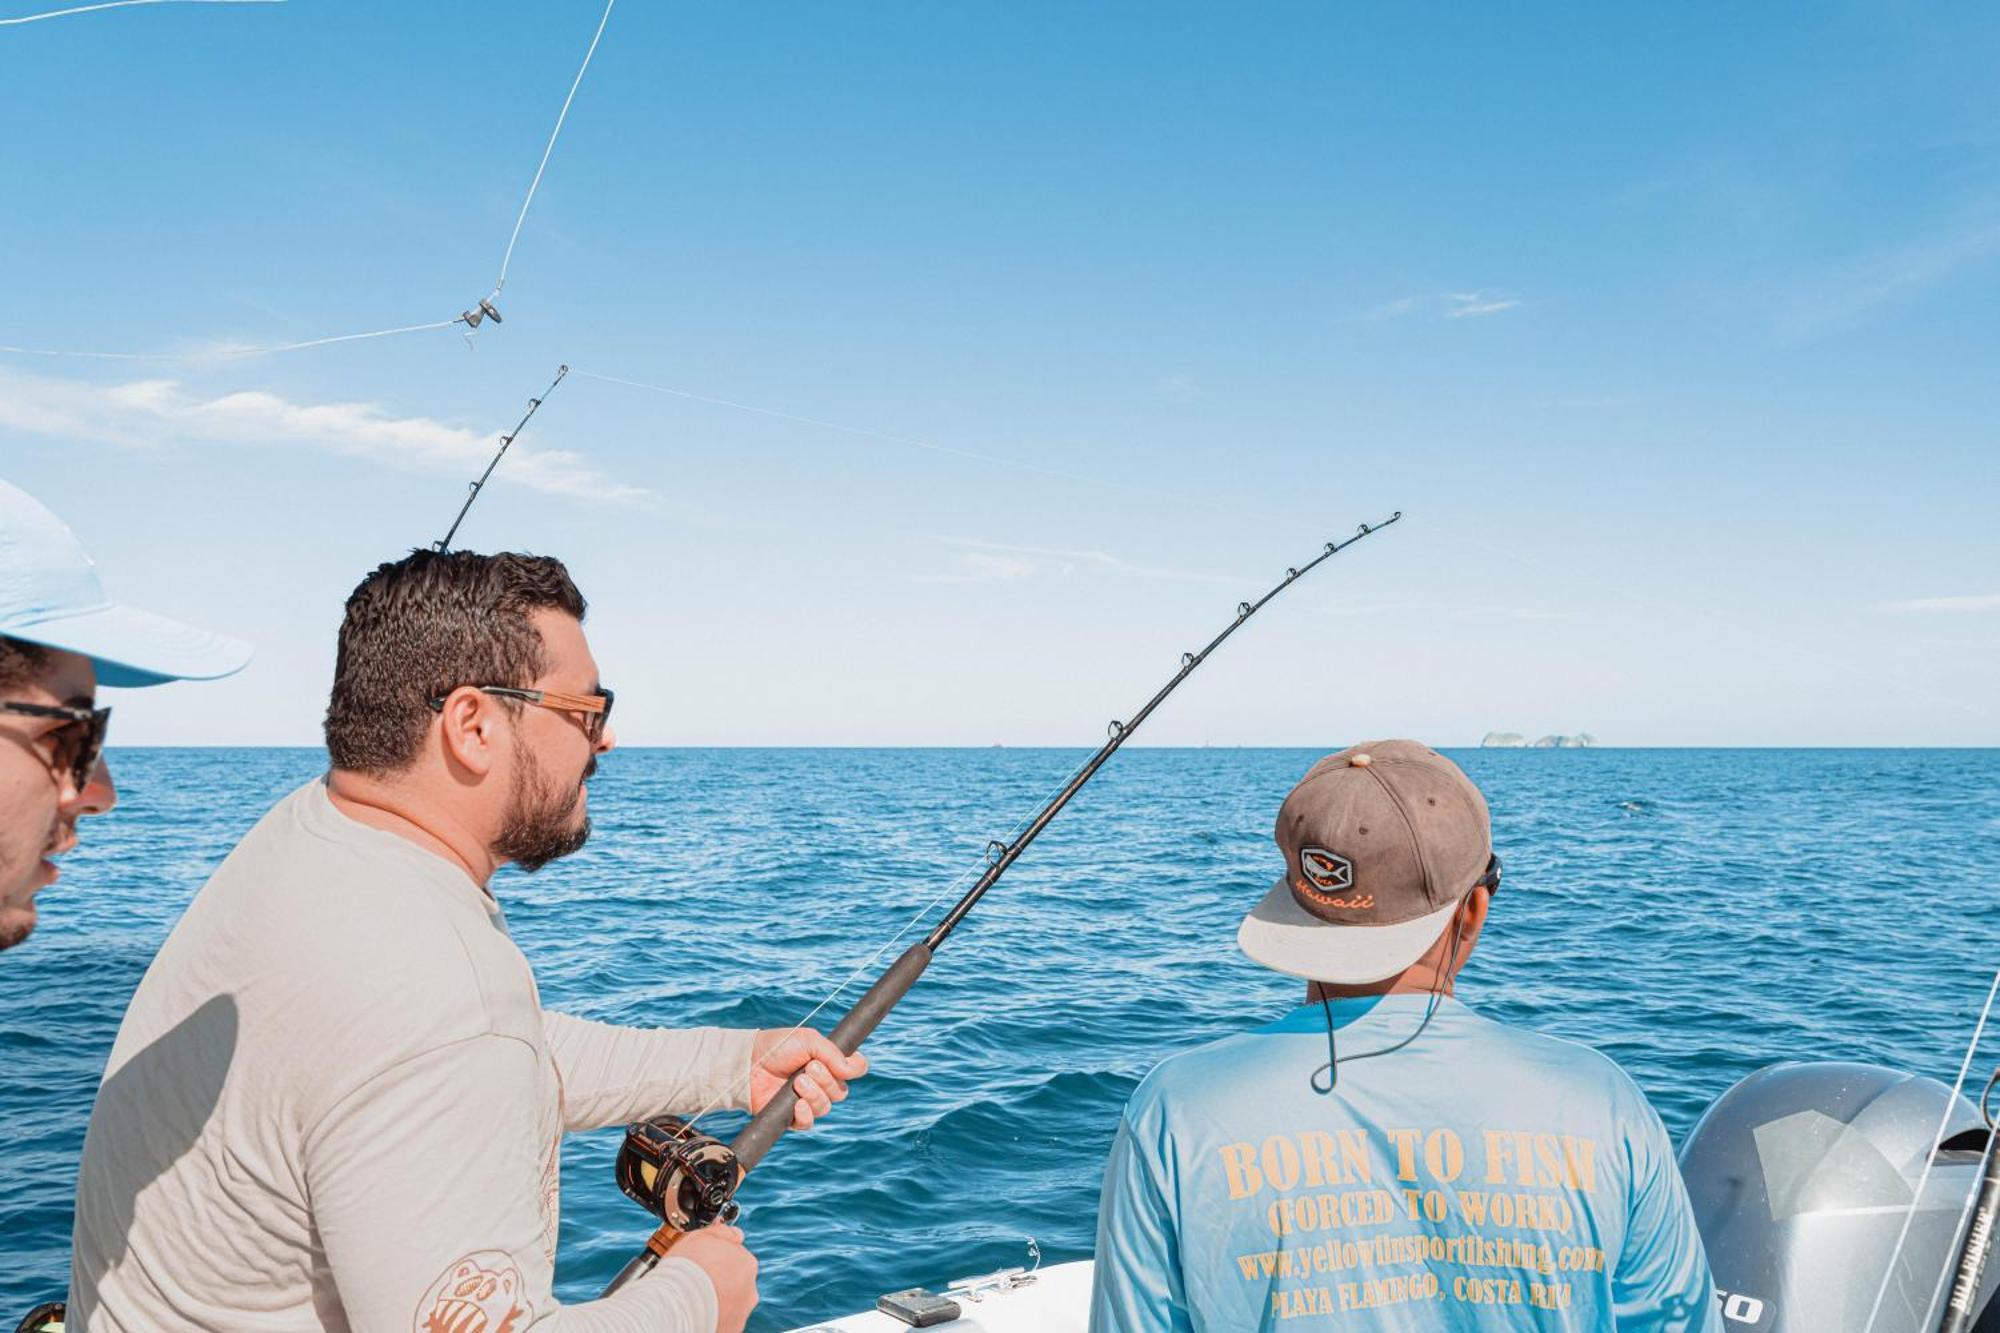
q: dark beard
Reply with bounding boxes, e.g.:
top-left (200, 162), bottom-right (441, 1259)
top-left (494, 748), bottom-right (593, 873)
top-left (0, 909), bottom-right (33, 951)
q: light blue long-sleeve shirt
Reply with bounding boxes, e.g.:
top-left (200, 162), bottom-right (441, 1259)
top-left (1090, 995), bottom-right (1721, 1332)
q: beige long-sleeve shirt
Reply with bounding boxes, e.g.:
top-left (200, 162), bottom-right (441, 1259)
top-left (70, 779), bottom-right (757, 1332)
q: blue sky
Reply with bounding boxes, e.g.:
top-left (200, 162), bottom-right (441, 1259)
top-left (2, 1), bottom-right (1996, 746)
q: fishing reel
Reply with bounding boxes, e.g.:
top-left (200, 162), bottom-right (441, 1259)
top-left (11, 1303), bottom-right (64, 1333)
top-left (615, 1116), bottom-right (742, 1234)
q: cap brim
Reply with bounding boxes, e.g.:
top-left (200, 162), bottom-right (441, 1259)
top-left (1238, 875), bottom-right (1461, 984)
top-left (8, 602), bottom-right (253, 688)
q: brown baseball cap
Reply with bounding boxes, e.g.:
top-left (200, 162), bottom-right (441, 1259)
top-left (1237, 739), bottom-right (1492, 983)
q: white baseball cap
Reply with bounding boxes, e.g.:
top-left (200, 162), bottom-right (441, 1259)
top-left (0, 477), bottom-right (252, 687)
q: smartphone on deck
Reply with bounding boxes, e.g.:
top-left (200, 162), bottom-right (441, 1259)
top-left (876, 1287), bottom-right (962, 1327)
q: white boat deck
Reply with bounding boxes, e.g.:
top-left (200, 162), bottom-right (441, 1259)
top-left (787, 1260), bottom-right (1093, 1332)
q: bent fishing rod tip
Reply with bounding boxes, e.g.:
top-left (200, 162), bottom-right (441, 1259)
top-left (601, 508), bottom-right (1413, 1289)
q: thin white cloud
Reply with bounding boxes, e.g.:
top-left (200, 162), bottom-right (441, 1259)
top-left (1323, 600), bottom-right (1578, 621)
top-left (1443, 293), bottom-right (1521, 319)
top-left (946, 552), bottom-right (1040, 583)
top-left (1360, 296), bottom-right (1425, 320)
top-left (0, 366), bottom-right (648, 504)
top-left (1360, 291), bottom-right (1522, 321)
top-left (919, 539), bottom-right (1253, 587)
top-left (1780, 213), bottom-right (2000, 340)
top-left (1319, 601), bottom-right (1435, 615)
top-left (1877, 592), bottom-right (2000, 614)
top-left (1465, 605), bottom-right (1580, 621)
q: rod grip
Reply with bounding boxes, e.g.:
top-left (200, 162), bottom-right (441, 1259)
top-left (730, 942), bottom-right (933, 1172)
top-left (600, 1249), bottom-right (657, 1297)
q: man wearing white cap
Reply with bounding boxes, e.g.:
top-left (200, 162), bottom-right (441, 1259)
top-left (1090, 740), bottom-right (1720, 1331)
top-left (0, 478), bottom-right (251, 951)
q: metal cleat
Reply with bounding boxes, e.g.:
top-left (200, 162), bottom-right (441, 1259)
top-left (945, 1266), bottom-right (1036, 1303)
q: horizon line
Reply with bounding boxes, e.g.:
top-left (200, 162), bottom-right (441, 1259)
top-left (100, 743), bottom-right (2000, 752)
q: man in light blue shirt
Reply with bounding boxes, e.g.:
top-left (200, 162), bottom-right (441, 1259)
top-left (1091, 740), bottom-right (1719, 1331)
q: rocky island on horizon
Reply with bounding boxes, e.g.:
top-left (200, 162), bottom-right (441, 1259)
top-left (1480, 731), bottom-right (1598, 748)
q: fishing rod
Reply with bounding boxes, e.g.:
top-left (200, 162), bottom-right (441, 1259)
top-left (1863, 964), bottom-right (2000, 1333)
top-left (601, 509), bottom-right (1404, 1296)
top-left (434, 363), bottom-right (569, 552)
top-left (1938, 1075), bottom-right (2000, 1333)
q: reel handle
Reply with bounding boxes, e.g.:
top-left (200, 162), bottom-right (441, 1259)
top-left (730, 942), bottom-right (933, 1171)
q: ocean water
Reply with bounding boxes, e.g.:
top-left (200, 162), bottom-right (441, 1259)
top-left (3, 747), bottom-right (1997, 1328)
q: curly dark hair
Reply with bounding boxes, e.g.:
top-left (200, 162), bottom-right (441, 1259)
top-left (324, 549), bottom-right (587, 775)
top-left (0, 635), bottom-right (52, 693)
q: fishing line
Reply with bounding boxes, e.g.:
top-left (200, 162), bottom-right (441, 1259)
top-left (575, 368), bottom-right (1291, 527)
top-left (675, 745), bottom-right (1106, 1131)
top-left (601, 512), bottom-right (1404, 1295)
top-left (0, 0), bottom-right (278, 26)
top-left (5, 2), bottom-right (611, 358)
top-left (0, 320), bottom-right (459, 362)
top-left (1862, 962), bottom-right (2000, 1333)
top-left (577, 369), bottom-right (1103, 475)
top-left (1921, 967), bottom-right (2000, 1332)
top-left (491, 0), bottom-right (614, 300)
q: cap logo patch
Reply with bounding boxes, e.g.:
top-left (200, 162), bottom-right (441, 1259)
top-left (1299, 847), bottom-right (1353, 891)
top-left (1294, 846), bottom-right (1373, 911)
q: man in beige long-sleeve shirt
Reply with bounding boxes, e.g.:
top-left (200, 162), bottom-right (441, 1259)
top-left (70, 550), bottom-right (866, 1332)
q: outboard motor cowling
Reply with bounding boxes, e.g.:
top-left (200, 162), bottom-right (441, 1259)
top-left (1680, 1061), bottom-right (1997, 1332)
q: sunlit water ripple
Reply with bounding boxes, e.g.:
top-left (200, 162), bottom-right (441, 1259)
top-left (3, 747), bottom-right (1996, 1328)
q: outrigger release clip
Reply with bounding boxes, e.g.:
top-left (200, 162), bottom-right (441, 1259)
top-left (457, 297), bottom-right (505, 330)
top-left (601, 511), bottom-right (1405, 1296)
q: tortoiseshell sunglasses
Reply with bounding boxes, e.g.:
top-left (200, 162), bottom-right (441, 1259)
top-left (426, 685), bottom-right (614, 744)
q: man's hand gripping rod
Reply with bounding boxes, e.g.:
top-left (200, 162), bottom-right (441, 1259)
top-left (602, 511), bottom-right (1403, 1296)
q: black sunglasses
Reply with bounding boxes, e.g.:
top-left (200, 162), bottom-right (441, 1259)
top-left (1, 700), bottom-right (112, 792)
top-left (426, 685), bottom-right (615, 745)
top-left (1475, 853), bottom-right (1502, 895)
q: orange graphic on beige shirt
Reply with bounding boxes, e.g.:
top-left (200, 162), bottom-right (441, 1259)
top-left (417, 1252), bottom-right (530, 1333)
